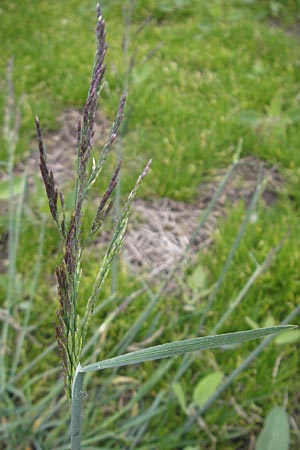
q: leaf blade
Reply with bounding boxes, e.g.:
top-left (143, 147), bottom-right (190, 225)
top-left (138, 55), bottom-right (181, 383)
top-left (256, 406), bottom-right (290, 450)
top-left (80, 325), bottom-right (296, 373)
top-left (193, 371), bottom-right (223, 409)
top-left (172, 382), bottom-right (187, 413)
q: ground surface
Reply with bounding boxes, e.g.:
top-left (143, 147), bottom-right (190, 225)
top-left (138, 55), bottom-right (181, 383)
top-left (12, 109), bottom-right (283, 280)
top-left (1, 1), bottom-right (300, 449)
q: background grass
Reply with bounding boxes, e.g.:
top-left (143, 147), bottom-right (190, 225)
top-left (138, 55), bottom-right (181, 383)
top-left (1, 0), bottom-right (300, 449)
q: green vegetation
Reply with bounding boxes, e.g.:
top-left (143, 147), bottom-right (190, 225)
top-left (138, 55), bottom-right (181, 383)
top-left (1, 1), bottom-right (300, 449)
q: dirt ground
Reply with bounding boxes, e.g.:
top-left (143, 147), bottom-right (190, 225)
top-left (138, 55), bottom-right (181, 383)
top-left (2, 108), bottom-right (284, 281)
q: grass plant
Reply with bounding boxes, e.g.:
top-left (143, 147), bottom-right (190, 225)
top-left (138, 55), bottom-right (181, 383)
top-left (34, 5), bottom-right (295, 449)
top-left (1, 2), bottom-right (300, 449)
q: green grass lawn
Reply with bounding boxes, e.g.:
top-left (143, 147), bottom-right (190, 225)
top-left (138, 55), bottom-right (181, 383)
top-left (1, 1), bottom-right (300, 449)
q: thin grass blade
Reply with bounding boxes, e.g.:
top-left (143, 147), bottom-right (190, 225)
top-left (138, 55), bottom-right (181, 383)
top-left (114, 143), bottom-right (242, 355)
top-left (198, 163), bottom-right (265, 332)
top-left (181, 305), bottom-right (300, 434)
top-left (80, 326), bottom-right (295, 373)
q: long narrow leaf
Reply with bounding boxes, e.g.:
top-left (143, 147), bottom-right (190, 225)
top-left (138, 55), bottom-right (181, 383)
top-left (80, 325), bottom-right (295, 373)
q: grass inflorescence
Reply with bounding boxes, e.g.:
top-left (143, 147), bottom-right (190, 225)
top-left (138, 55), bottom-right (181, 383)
top-left (35, 4), bottom-right (150, 398)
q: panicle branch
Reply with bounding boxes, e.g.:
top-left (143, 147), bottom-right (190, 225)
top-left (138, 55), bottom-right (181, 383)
top-left (88, 93), bottom-right (127, 188)
top-left (82, 159), bottom-right (152, 340)
top-left (35, 116), bottom-right (58, 223)
top-left (80, 4), bottom-right (107, 170)
top-left (91, 160), bottom-right (122, 234)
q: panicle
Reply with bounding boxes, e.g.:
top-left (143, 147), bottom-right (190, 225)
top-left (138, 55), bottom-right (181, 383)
top-left (37, 5), bottom-right (151, 400)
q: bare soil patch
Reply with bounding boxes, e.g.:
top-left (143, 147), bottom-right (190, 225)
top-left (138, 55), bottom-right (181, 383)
top-left (2, 108), bottom-right (283, 281)
top-left (124, 157), bottom-right (282, 280)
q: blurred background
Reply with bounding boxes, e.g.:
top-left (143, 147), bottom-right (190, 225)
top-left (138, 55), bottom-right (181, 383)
top-left (1, 1), bottom-right (300, 449)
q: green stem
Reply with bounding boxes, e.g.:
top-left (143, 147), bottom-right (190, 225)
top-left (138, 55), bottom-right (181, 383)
top-left (71, 365), bottom-right (85, 450)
